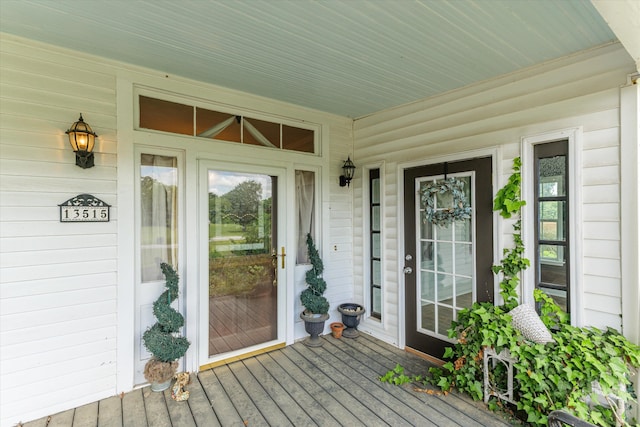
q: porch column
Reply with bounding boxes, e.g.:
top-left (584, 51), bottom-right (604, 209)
top-left (620, 73), bottom-right (639, 423)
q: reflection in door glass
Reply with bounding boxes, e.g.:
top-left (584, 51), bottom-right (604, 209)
top-left (418, 175), bottom-right (474, 338)
top-left (208, 171), bottom-right (277, 357)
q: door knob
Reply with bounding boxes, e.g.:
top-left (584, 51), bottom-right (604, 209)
top-left (403, 266), bottom-right (413, 274)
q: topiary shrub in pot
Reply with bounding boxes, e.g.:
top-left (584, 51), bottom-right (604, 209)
top-left (143, 263), bottom-right (190, 391)
top-left (299, 233), bottom-right (330, 347)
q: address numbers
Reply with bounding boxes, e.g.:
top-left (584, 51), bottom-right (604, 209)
top-left (59, 194), bottom-right (111, 223)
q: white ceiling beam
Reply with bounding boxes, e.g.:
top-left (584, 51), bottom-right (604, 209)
top-left (591, 0), bottom-right (640, 71)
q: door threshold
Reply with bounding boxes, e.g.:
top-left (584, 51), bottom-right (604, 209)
top-left (405, 346), bottom-right (445, 367)
top-left (199, 342), bottom-right (286, 370)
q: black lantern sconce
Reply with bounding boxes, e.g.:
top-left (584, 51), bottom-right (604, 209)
top-left (339, 156), bottom-right (356, 187)
top-left (66, 113), bottom-right (97, 169)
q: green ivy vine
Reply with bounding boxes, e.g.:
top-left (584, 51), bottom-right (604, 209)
top-left (491, 157), bottom-right (528, 310)
top-left (381, 157), bottom-right (640, 426)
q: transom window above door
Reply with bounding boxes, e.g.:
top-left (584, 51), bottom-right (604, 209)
top-left (138, 95), bottom-right (316, 154)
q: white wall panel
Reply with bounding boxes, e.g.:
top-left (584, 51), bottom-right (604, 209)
top-left (0, 33), bottom-right (353, 423)
top-left (353, 43), bottom-right (634, 346)
top-left (0, 35), bottom-right (119, 426)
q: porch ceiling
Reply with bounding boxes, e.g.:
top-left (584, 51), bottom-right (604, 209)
top-left (0, 0), bottom-right (621, 118)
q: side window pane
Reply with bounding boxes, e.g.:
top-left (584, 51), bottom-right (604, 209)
top-left (295, 170), bottom-right (315, 264)
top-left (244, 117), bottom-right (280, 148)
top-left (370, 169), bottom-right (382, 320)
top-left (283, 125), bottom-right (314, 153)
top-left (140, 154), bottom-right (178, 282)
top-left (535, 142), bottom-right (569, 315)
top-left (196, 108), bottom-right (240, 143)
top-left (139, 96), bottom-right (193, 136)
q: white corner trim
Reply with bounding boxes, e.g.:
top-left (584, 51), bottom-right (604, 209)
top-left (115, 76), bottom-right (136, 393)
top-left (620, 82), bottom-right (640, 344)
top-left (521, 127), bottom-right (583, 326)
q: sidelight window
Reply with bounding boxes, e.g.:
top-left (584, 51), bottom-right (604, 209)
top-left (369, 169), bottom-right (382, 319)
top-left (534, 141), bottom-right (570, 313)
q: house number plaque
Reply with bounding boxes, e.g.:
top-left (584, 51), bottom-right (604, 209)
top-left (59, 194), bottom-right (111, 222)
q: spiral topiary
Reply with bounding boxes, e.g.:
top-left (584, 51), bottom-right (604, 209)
top-left (300, 233), bottom-right (329, 314)
top-left (143, 263), bottom-right (190, 363)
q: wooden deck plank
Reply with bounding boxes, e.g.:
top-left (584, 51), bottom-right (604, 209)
top-left (246, 355), bottom-right (319, 426)
top-left (197, 369), bottom-right (244, 426)
top-left (141, 387), bottom-right (172, 427)
top-left (97, 395), bottom-right (122, 427)
top-left (293, 340), bottom-right (420, 426)
top-left (184, 373), bottom-right (221, 427)
top-left (229, 358), bottom-right (294, 427)
top-left (322, 336), bottom-right (442, 426)
top-left (213, 363), bottom-right (269, 426)
top-left (72, 401), bottom-right (97, 427)
top-left (328, 335), bottom-right (476, 426)
top-left (163, 386), bottom-right (197, 427)
top-left (257, 352), bottom-right (343, 427)
top-left (347, 334), bottom-right (514, 426)
top-left (121, 388), bottom-right (147, 427)
top-left (19, 335), bottom-right (519, 427)
top-left (44, 409), bottom-right (74, 427)
top-left (21, 416), bottom-right (48, 427)
top-left (282, 345), bottom-right (388, 426)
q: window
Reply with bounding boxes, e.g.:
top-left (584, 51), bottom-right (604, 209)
top-left (140, 153), bottom-right (179, 282)
top-left (139, 95), bottom-right (316, 154)
top-left (369, 169), bottom-right (382, 319)
top-left (534, 141), bottom-right (569, 313)
top-left (295, 170), bottom-right (315, 264)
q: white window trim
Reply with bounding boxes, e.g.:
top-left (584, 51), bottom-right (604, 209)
top-left (521, 128), bottom-right (583, 326)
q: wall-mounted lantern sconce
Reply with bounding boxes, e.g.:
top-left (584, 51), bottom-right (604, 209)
top-left (66, 113), bottom-right (97, 169)
top-left (339, 156), bottom-right (356, 187)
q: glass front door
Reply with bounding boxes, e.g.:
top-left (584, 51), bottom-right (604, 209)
top-left (206, 170), bottom-right (279, 357)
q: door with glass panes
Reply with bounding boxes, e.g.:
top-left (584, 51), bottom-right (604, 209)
top-left (199, 162), bottom-right (287, 367)
top-left (403, 158), bottom-right (493, 358)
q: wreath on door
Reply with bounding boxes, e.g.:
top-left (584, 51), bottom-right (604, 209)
top-left (421, 177), bottom-right (472, 226)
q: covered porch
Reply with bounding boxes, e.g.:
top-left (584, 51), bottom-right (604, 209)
top-left (20, 334), bottom-right (515, 427)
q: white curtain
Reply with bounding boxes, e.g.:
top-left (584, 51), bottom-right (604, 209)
top-left (295, 170), bottom-right (315, 264)
top-left (141, 154), bottom-right (178, 282)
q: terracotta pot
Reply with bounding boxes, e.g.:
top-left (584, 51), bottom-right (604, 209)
top-left (330, 322), bottom-right (345, 338)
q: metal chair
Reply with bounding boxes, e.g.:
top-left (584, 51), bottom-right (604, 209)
top-left (547, 410), bottom-right (596, 427)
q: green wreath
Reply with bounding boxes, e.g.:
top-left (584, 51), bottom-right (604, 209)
top-left (420, 178), bottom-right (472, 226)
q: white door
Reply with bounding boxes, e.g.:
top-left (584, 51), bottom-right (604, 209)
top-left (198, 161), bottom-right (288, 368)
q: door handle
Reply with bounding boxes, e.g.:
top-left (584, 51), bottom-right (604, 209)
top-left (280, 246), bottom-right (286, 269)
top-left (403, 266), bottom-right (413, 274)
top-left (272, 247), bottom-right (286, 269)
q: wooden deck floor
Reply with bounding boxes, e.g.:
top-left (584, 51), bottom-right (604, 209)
top-left (22, 334), bottom-right (518, 427)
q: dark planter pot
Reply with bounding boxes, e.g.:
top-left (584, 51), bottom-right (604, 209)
top-left (300, 312), bottom-right (329, 347)
top-left (338, 303), bottom-right (365, 338)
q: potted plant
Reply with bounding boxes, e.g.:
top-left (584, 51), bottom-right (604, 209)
top-left (337, 303), bottom-right (366, 338)
top-left (142, 262), bottom-right (190, 391)
top-left (299, 233), bottom-right (330, 347)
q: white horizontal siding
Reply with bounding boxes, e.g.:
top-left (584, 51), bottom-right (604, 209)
top-left (0, 34), bottom-right (118, 426)
top-left (352, 42), bottom-right (633, 346)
